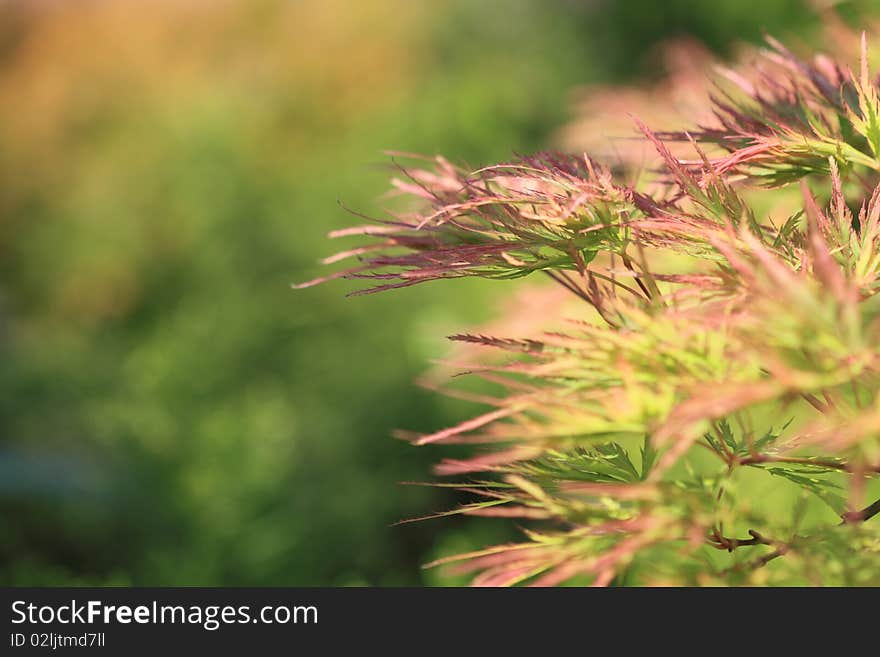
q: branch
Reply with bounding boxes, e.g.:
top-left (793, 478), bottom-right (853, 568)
top-left (708, 528), bottom-right (774, 552)
top-left (714, 496), bottom-right (880, 578)
top-left (620, 252), bottom-right (654, 300)
top-left (544, 270), bottom-right (593, 304)
top-left (842, 497), bottom-right (880, 524)
top-left (800, 392), bottom-right (831, 414)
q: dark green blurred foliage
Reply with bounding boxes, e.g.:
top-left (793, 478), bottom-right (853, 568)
top-left (0, 0), bottom-right (842, 584)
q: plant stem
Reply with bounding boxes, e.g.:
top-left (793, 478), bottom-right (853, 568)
top-left (737, 454), bottom-right (880, 474)
top-left (842, 497), bottom-right (880, 523)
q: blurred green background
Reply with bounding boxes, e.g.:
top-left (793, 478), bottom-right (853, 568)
top-left (0, 0), bottom-right (864, 585)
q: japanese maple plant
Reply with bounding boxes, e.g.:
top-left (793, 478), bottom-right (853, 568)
top-left (300, 35), bottom-right (880, 585)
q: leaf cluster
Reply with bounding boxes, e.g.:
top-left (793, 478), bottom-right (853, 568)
top-left (306, 34), bottom-right (880, 585)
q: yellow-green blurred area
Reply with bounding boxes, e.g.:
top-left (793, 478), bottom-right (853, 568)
top-left (0, 0), bottom-right (858, 585)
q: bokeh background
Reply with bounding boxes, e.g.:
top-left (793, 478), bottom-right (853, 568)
top-left (0, 0), bottom-right (870, 585)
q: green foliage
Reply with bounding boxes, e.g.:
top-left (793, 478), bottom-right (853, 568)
top-left (317, 25), bottom-right (880, 585)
